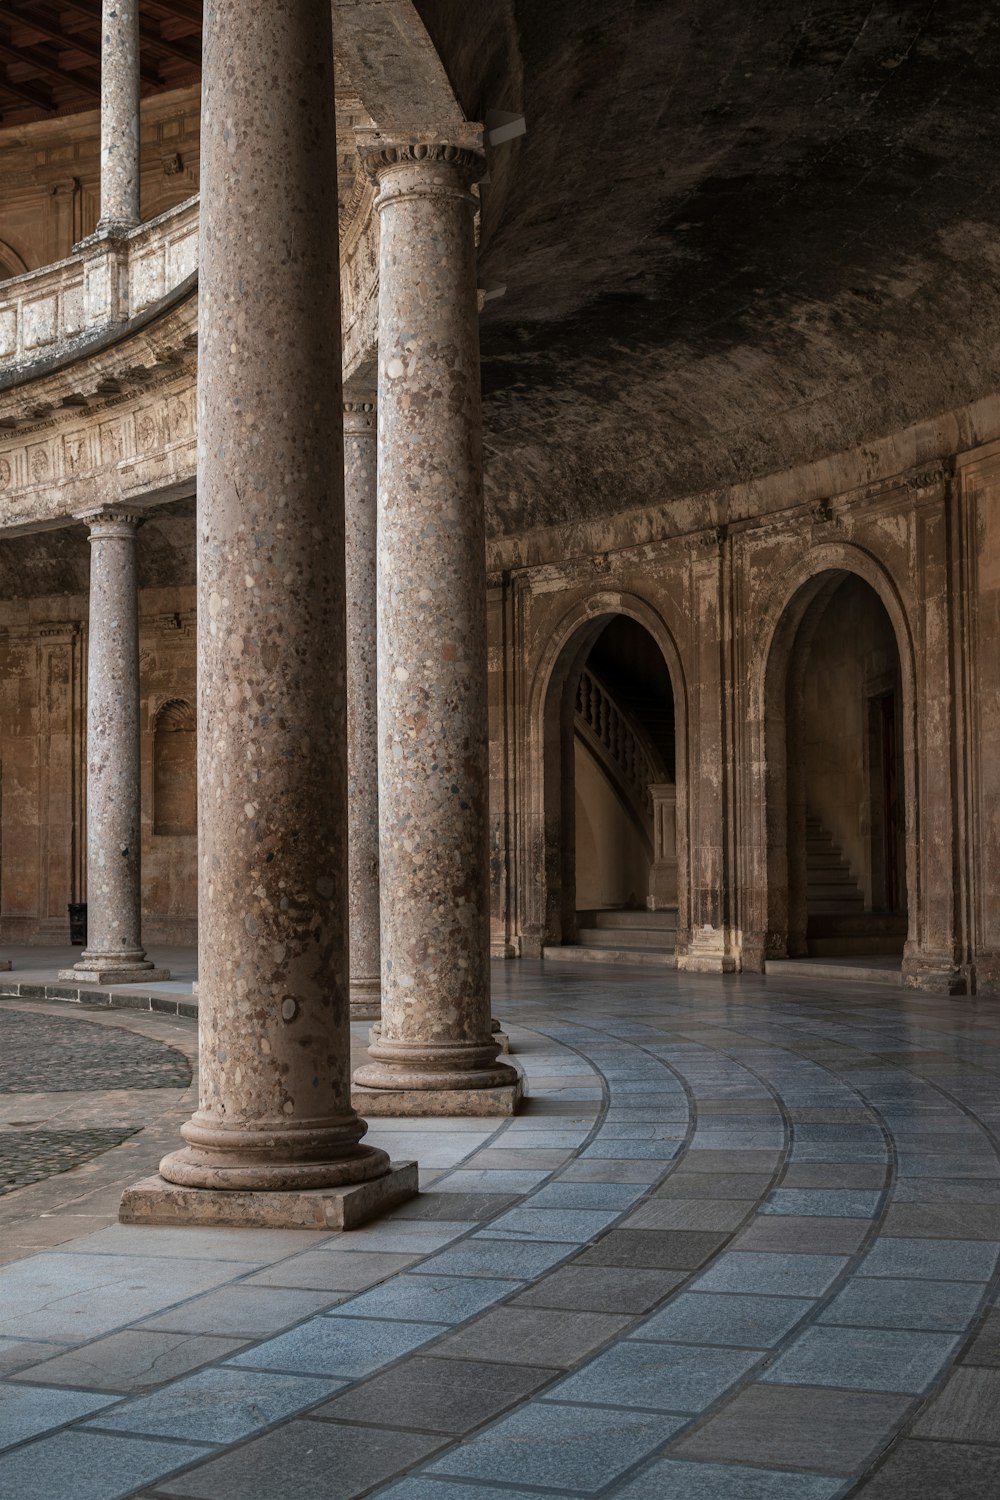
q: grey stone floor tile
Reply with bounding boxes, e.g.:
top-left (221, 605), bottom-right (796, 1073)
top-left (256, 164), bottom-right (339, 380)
top-left (685, 1151), bottom-right (782, 1174)
top-left (612, 1457), bottom-right (846, 1499)
top-left (84, 1365), bottom-right (342, 1443)
top-left (620, 1198), bottom-right (750, 1232)
top-left (242, 1250), bottom-right (421, 1291)
top-left (549, 1339), bottom-right (761, 1412)
top-left (0, 1431), bottom-right (213, 1500)
top-left (892, 1178), bottom-right (1000, 1205)
top-left (962, 1309), bottom-right (1000, 1366)
top-left (731, 1218), bottom-right (871, 1256)
top-left (526, 1181), bottom-right (647, 1211)
top-left (325, 1273), bottom-right (520, 1325)
top-left (851, 1439), bottom-right (1000, 1497)
top-left (0, 1338), bottom-right (67, 1377)
top-left (412, 1238), bottom-right (571, 1280)
top-left (228, 1314), bottom-right (449, 1379)
top-left (581, 1139), bottom-right (680, 1161)
top-left (692, 1251), bottom-right (847, 1297)
top-left (63, 1225), bottom-right (333, 1262)
top-left (820, 1276), bottom-right (983, 1332)
top-left (0, 1381), bottom-right (119, 1450)
top-left (673, 1383), bottom-right (911, 1473)
top-left (859, 1236), bottom-right (999, 1281)
top-left (762, 1325), bottom-right (959, 1394)
top-left (311, 1353), bottom-right (553, 1434)
top-left (555, 1158), bottom-right (666, 1183)
top-left (880, 1202), bottom-right (1000, 1241)
top-left (464, 1148), bottom-right (575, 1170)
top-left (431, 1306), bottom-right (628, 1367)
top-left (476, 1206), bottom-right (619, 1242)
top-left (374, 1481), bottom-right (554, 1500)
top-left (138, 1285), bottom-right (342, 1337)
top-left (781, 1163), bottom-right (886, 1190)
top-left (430, 1170), bottom-right (551, 1195)
top-left (10, 1330), bottom-right (248, 1391)
top-left (577, 1228), bottom-right (727, 1270)
top-left (653, 1173), bottom-right (773, 1200)
top-left (390, 1193), bottom-right (519, 1223)
top-left (155, 1417), bottom-right (446, 1500)
top-left (322, 1222), bottom-right (476, 1255)
top-left (596, 1123), bottom-right (686, 1141)
top-left (911, 1366), bottom-right (1000, 1442)
top-left (511, 1264), bottom-right (685, 1314)
top-left (634, 1291), bottom-right (814, 1348)
top-left (763, 1189), bottom-right (881, 1218)
top-left (426, 1400), bottom-right (685, 1492)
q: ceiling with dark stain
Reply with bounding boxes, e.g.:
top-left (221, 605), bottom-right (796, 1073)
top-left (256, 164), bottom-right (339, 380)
top-left (418, 0), bottom-right (1000, 536)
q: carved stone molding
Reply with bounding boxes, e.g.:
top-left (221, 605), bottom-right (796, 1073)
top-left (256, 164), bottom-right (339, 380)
top-left (361, 138), bottom-right (486, 192)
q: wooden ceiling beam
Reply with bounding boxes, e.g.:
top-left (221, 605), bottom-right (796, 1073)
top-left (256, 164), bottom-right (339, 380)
top-left (146, 0), bottom-right (202, 29)
top-left (0, 66), bottom-right (55, 110)
top-left (0, 5), bottom-right (163, 86)
top-left (0, 38), bottom-right (100, 95)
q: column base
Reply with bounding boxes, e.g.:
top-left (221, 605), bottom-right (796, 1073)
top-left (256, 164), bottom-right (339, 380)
top-left (368, 1019), bottom-right (510, 1054)
top-left (350, 977), bottom-right (382, 1021)
top-left (352, 1075), bottom-right (523, 1118)
top-left (119, 1160), bottom-right (418, 1231)
top-left (59, 963), bottom-right (171, 984)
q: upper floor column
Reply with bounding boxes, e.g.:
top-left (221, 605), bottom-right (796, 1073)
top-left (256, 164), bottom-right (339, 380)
top-left (353, 139), bottom-right (519, 1113)
top-left (98, 0), bottom-right (141, 233)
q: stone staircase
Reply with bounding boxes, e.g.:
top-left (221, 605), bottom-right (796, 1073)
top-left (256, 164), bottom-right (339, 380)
top-left (545, 908), bottom-right (678, 968)
top-left (805, 812), bottom-right (906, 957)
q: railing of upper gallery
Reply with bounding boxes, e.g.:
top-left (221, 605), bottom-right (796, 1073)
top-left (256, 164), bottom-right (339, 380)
top-left (574, 667), bottom-right (666, 840)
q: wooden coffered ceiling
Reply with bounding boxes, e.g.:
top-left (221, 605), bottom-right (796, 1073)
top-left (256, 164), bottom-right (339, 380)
top-left (0, 1), bottom-right (201, 126)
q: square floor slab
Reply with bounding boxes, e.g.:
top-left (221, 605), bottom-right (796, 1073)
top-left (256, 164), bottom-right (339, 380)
top-left (731, 1218), bottom-right (871, 1256)
top-left (612, 1457), bottom-right (847, 1499)
top-left (227, 1314), bottom-right (449, 1379)
top-left (412, 1238), bottom-right (572, 1281)
top-left (511, 1264), bottom-right (685, 1315)
top-left (430, 1306), bottom-right (629, 1368)
top-left (911, 1366), bottom-right (1000, 1442)
top-left (0, 1382), bottom-right (119, 1450)
top-left (9, 1330), bottom-right (247, 1391)
top-left (850, 1439), bottom-right (1000, 1498)
top-left (653, 1173), bottom-right (774, 1201)
top-left (577, 1229), bottom-right (727, 1271)
top-left (137, 1285), bottom-right (342, 1338)
top-left (310, 1354), bottom-right (554, 1434)
top-left (691, 1252), bottom-right (847, 1298)
top-left (0, 1430), bottom-right (213, 1500)
top-left (761, 1325), bottom-right (960, 1394)
top-left (859, 1236), bottom-right (999, 1282)
top-left (476, 1206), bottom-right (619, 1243)
top-left (242, 1249), bottom-right (420, 1292)
top-left (634, 1291), bottom-right (815, 1349)
top-left (324, 1273), bottom-right (520, 1325)
top-left (426, 1400), bottom-right (686, 1492)
top-left (620, 1199), bottom-right (750, 1232)
top-left (82, 1365), bottom-right (342, 1444)
top-left (819, 1277), bottom-right (983, 1332)
top-left (673, 1383), bottom-right (911, 1474)
top-left (546, 1339), bottom-right (761, 1413)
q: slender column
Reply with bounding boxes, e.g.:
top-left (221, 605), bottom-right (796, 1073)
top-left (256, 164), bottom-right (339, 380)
top-left (154, 0), bottom-right (398, 1207)
top-left (344, 395), bottom-right (382, 1021)
top-left (354, 141), bottom-right (517, 1103)
top-left (62, 509), bottom-right (168, 985)
top-left (98, 0), bottom-right (141, 234)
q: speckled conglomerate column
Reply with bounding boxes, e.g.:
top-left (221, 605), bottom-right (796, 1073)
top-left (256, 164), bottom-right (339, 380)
top-left (344, 396), bottom-right (382, 1021)
top-left (67, 509), bottom-right (167, 985)
top-left (98, 0), bottom-right (140, 233)
top-left (354, 142), bottom-right (517, 1096)
top-left (158, 0), bottom-right (389, 1192)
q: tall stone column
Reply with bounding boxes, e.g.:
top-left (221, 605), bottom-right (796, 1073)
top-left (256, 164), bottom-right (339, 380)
top-left (97, 0), bottom-right (141, 234)
top-left (61, 509), bottom-right (168, 986)
top-left (123, 0), bottom-right (414, 1228)
top-left (344, 395), bottom-right (382, 1021)
top-left (353, 140), bottom-right (519, 1113)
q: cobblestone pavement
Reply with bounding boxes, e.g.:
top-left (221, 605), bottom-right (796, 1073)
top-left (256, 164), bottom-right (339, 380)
top-left (0, 961), bottom-right (998, 1499)
top-left (0, 1129), bottom-right (140, 1196)
top-left (0, 1009), bottom-right (192, 1094)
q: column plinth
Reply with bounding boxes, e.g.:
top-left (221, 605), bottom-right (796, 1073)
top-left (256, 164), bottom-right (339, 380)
top-left (344, 396), bottom-right (382, 1022)
top-left (123, 0), bottom-right (413, 1224)
top-left (97, 0), bottom-right (140, 235)
top-left (350, 141), bottom-right (519, 1113)
top-left (60, 509), bottom-right (168, 987)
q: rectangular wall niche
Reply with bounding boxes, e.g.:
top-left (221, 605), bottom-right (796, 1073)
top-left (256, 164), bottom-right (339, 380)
top-left (153, 698), bottom-right (196, 836)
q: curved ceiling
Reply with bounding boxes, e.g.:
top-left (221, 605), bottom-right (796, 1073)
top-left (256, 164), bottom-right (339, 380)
top-left (417, 0), bottom-right (1000, 537)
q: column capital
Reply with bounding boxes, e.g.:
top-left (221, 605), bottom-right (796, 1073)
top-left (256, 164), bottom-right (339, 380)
top-left (360, 138), bottom-right (486, 202)
top-left (75, 505), bottom-right (143, 538)
top-left (343, 394), bottom-right (376, 436)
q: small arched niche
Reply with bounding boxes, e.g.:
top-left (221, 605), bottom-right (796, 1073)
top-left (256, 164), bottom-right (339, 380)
top-left (153, 698), bottom-right (197, 836)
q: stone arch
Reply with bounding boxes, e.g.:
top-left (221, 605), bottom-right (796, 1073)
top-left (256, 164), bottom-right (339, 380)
top-left (754, 543), bottom-right (918, 963)
top-left (152, 697), bottom-right (197, 836)
top-left (528, 590), bottom-right (689, 950)
top-left (0, 239), bottom-right (29, 283)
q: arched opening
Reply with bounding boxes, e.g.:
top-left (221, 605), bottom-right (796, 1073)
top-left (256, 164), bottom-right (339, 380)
top-left (541, 610), bottom-right (681, 962)
top-left (765, 570), bottom-right (910, 969)
top-left (152, 698), bottom-right (197, 837)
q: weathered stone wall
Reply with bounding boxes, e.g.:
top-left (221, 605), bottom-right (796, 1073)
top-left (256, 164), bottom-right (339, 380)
top-left (0, 582), bottom-right (196, 946)
top-left (574, 740), bottom-right (649, 910)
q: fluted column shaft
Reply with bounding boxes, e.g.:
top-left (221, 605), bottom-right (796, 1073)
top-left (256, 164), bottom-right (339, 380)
top-left (98, 0), bottom-right (141, 233)
top-left (345, 396), bottom-right (382, 1020)
top-left (354, 142), bottom-right (516, 1095)
top-left (159, 0), bottom-right (387, 1191)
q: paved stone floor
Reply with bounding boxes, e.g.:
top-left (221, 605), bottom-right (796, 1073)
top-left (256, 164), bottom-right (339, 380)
top-left (1, 960), bottom-right (999, 1498)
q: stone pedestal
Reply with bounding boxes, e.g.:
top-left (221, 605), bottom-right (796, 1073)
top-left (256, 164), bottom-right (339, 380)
top-left (97, 0), bottom-right (140, 234)
top-left (648, 782), bottom-right (679, 909)
top-left (142, 0), bottom-right (407, 1225)
top-left (344, 395), bottom-right (382, 1021)
top-left (352, 138), bottom-right (518, 1113)
top-left (61, 509), bottom-right (168, 988)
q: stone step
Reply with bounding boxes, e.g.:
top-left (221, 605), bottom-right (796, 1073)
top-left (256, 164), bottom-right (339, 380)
top-left (807, 935), bottom-right (906, 957)
top-left (577, 909), bottom-right (677, 931)
top-left (544, 945), bottom-right (678, 969)
top-left (809, 898), bottom-right (866, 914)
top-left (577, 927), bottom-right (676, 951)
top-left (808, 881), bottom-right (862, 899)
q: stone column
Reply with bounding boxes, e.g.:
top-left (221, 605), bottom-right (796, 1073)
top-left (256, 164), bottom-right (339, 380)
top-left (124, 0), bottom-right (414, 1228)
top-left (97, 0), bottom-right (141, 234)
top-left (60, 509), bottom-right (168, 986)
top-left (353, 140), bottom-right (519, 1113)
top-left (344, 394), bottom-right (382, 1020)
top-left (648, 782), bottom-right (679, 908)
